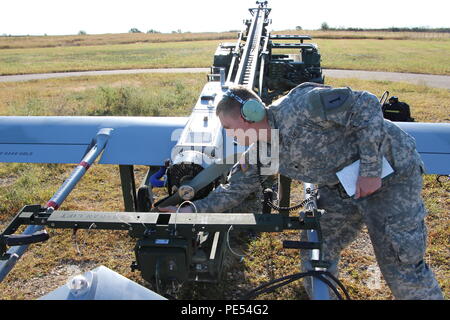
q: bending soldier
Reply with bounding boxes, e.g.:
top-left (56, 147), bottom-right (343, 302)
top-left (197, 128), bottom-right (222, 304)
top-left (160, 83), bottom-right (443, 300)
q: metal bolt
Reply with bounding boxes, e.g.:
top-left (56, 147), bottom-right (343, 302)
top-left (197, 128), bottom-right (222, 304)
top-left (179, 185), bottom-right (195, 200)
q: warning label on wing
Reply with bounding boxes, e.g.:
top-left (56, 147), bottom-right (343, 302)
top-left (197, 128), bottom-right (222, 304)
top-left (0, 151), bottom-right (33, 156)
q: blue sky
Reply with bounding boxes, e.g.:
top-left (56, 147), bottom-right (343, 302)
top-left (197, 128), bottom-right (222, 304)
top-left (1, 0), bottom-right (449, 36)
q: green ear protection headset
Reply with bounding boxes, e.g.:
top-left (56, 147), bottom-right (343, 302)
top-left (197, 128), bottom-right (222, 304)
top-left (223, 89), bottom-right (266, 123)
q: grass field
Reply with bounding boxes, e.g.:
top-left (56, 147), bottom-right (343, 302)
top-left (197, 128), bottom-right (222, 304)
top-left (0, 41), bottom-right (221, 75)
top-left (279, 30), bottom-right (450, 41)
top-left (1, 34), bottom-right (450, 76)
top-left (1, 30), bottom-right (448, 50)
top-left (0, 73), bottom-right (448, 300)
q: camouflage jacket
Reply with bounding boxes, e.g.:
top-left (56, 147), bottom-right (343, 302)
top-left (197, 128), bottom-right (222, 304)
top-left (193, 82), bottom-right (422, 213)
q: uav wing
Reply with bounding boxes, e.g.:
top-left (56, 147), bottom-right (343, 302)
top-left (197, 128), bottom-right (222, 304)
top-left (0, 116), bottom-right (188, 166)
top-left (0, 117), bottom-right (448, 174)
top-left (396, 122), bottom-right (450, 175)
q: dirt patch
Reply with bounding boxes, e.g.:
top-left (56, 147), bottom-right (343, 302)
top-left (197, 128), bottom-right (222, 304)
top-left (0, 175), bottom-right (17, 187)
top-left (68, 80), bottom-right (142, 92)
top-left (109, 80), bottom-right (143, 88)
top-left (69, 85), bottom-right (98, 92)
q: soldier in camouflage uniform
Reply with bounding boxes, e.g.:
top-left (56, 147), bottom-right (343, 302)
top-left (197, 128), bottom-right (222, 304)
top-left (160, 82), bottom-right (443, 299)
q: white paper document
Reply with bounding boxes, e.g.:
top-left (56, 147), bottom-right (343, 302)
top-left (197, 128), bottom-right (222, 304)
top-left (336, 157), bottom-right (394, 197)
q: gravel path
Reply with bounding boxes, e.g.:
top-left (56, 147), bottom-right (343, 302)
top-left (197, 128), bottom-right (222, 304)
top-left (0, 68), bottom-right (209, 82)
top-left (324, 69), bottom-right (450, 89)
top-left (1, 68), bottom-right (449, 89)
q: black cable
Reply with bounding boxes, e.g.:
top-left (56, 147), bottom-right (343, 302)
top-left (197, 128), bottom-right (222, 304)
top-left (265, 196), bottom-right (312, 213)
top-left (263, 185), bottom-right (328, 213)
top-left (243, 272), bottom-right (338, 300)
top-left (246, 275), bottom-right (305, 299)
top-left (241, 270), bottom-right (351, 300)
top-left (318, 271), bottom-right (351, 300)
top-left (242, 272), bottom-right (308, 300)
top-left (313, 273), bottom-right (343, 300)
top-left (241, 271), bottom-right (314, 300)
top-left (256, 142), bottom-right (324, 213)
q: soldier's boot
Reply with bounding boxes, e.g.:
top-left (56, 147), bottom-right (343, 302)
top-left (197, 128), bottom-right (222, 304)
top-left (378, 260), bottom-right (444, 300)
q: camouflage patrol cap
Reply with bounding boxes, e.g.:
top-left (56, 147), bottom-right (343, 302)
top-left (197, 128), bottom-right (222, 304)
top-left (303, 84), bottom-right (354, 121)
top-left (291, 82), bottom-right (329, 95)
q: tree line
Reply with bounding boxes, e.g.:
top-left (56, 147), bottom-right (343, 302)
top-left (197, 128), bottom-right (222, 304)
top-left (319, 22), bottom-right (450, 33)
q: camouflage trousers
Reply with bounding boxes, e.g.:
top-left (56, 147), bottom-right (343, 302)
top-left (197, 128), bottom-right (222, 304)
top-left (301, 164), bottom-right (444, 300)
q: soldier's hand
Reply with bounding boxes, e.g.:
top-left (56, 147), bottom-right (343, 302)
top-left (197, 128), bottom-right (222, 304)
top-left (354, 176), bottom-right (382, 199)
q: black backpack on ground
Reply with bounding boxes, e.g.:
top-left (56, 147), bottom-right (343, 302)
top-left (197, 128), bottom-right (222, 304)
top-left (380, 92), bottom-right (415, 122)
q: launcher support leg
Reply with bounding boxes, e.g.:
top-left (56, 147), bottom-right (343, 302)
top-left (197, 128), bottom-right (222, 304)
top-left (278, 175), bottom-right (291, 216)
top-left (119, 165), bottom-right (137, 212)
top-left (303, 183), bottom-right (330, 300)
top-left (136, 166), bottom-right (158, 212)
top-left (0, 128), bottom-right (113, 283)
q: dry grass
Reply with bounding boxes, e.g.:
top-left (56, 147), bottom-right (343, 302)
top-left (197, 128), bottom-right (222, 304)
top-left (1, 74), bottom-right (448, 121)
top-left (272, 38), bottom-right (450, 75)
top-left (1, 30), bottom-right (448, 51)
top-left (1, 33), bottom-right (450, 76)
top-left (0, 73), bottom-right (205, 116)
top-left (0, 40), bottom-right (225, 76)
top-left (0, 32), bottom-right (238, 50)
top-left (275, 30), bottom-right (450, 41)
top-left (0, 74), bottom-right (448, 300)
